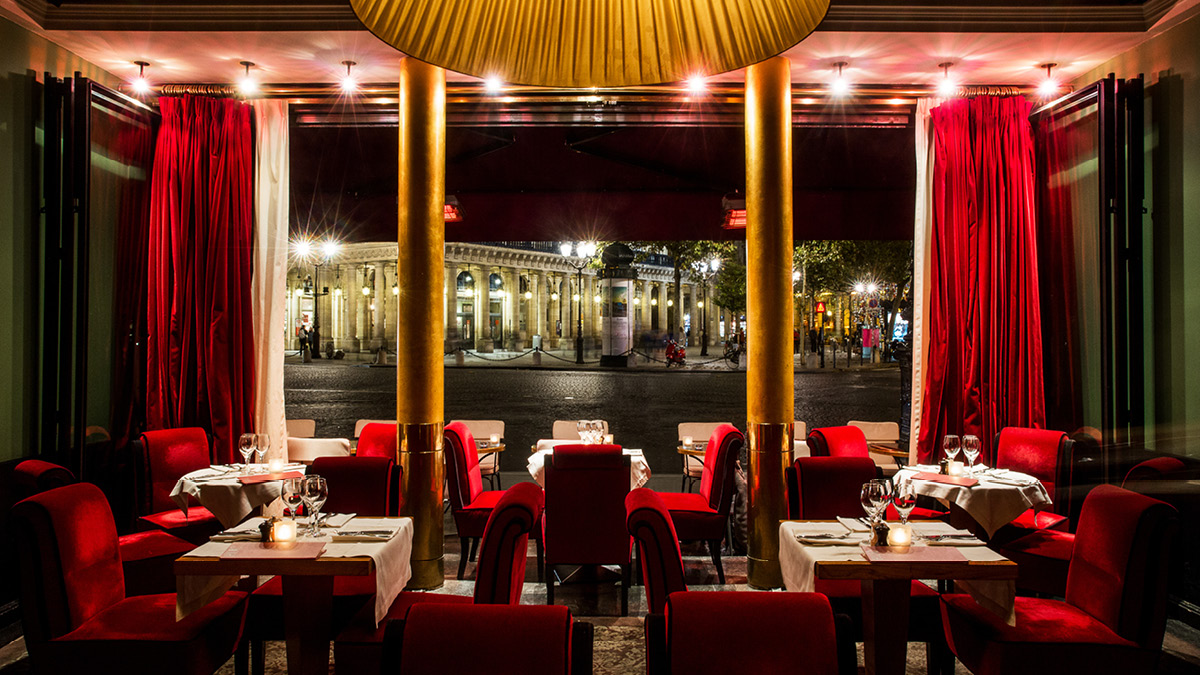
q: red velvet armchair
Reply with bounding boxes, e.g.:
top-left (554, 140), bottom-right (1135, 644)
top-left (356, 422), bottom-right (397, 459)
top-left (543, 444), bottom-right (632, 615)
top-left (335, 481), bottom-right (545, 675)
top-left (654, 423), bottom-right (743, 584)
top-left (807, 425), bottom-right (870, 458)
top-left (14, 459), bottom-right (194, 597)
top-left (941, 484), bottom-right (1178, 675)
top-left (625, 488), bottom-right (687, 615)
top-left (992, 427), bottom-right (1074, 533)
top-left (12, 483), bottom-right (249, 675)
top-left (138, 427), bottom-right (221, 542)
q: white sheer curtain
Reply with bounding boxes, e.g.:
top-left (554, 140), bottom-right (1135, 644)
top-left (252, 100), bottom-right (290, 463)
top-left (909, 97), bottom-right (938, 461)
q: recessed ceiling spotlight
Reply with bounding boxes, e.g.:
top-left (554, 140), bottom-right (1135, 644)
top-left (238, 61), bottom-right (258, 96)
top-left (937, 61), bottom-right (958, 97)
top-left (484, 75), bottom-right (504, 93)
top-left (686, 74), bottom-right (707, 94)
top-left (1038, 63), bottom-right (1060, 98)
top-left (830, 61), bottom-right (850, 97)
top-left (131, 61), bottom-right (150, 95)
top-left (340, 60), bottom-right (358, 93)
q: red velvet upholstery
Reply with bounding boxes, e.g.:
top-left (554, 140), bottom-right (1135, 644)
top-left (311, 455), bottom-right (396, 515)
top-left (942, 485), bottom-right (1177, 675)
top-left (654, 424), bottom-right (744, 584)
top-left (334, 482), bottom-right (544, 675)
top-left (1123, 456), bottom-right (1187, 486)
top-left (11, 483), bottom-right (247, 674)
top-left (399, 604), bottom-right (573, 675)
top-left (666, 591), bottom-right (838, 675)
top-left (786, 456), bottom-right (877, 520)
top-left (807, 426), bottom-right (869, 458)
top-left (13, 459), bottom-right (75, 498)
top-left (445, 420), bottom-right (506, 579)
top-left (544, 444), bottom-right (632, 614)
top-left (625, 488), bottom-right (686, 615)
top-left (139, 427), bottom-right (220, 541)
top-left (994, 427), bottom-right (1072, 533)
top-left (356, 422), bottom-right (397, 459)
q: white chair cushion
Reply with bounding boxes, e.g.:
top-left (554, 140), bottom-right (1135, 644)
top-left (848, 420), bottom-right (899, 443)
top-left (456, 420), bottom-right (504, 442)
top-left (285, 419), bottom-right (316, 438)
top-left (287, 437), bottom-right (351, 463)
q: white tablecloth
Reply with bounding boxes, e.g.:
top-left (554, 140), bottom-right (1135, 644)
top-left (177, 516), bottom-right (413, 625)
top-left (896, 464), bottom-right (1052, 537)
top-left (527, 448), bottom-right (651, 490)
top-left (779, 520), bottom-right (1016, 625)
top-left (169, 464), bottom-right (307, 529)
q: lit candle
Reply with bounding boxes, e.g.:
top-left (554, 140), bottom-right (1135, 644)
top-left (268, 458), bottom-right (285, 474)
top-left (489, 434), bottom-right (500, 446)
top-left (682, 436), bottom-right (693, 448)
top-left (273, 520), bottom-right (297, 544)
top-left (886, 524), bottom-right (913, 547)
top-left (948, 461), bottom-right (965, 477)
top-left (603, 434), bottom-right (614, 444)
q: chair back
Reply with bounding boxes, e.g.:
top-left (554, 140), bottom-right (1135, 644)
top-left (543, 444), bottom-right (630, 565)
top-left (457, 420), bottom-right (505, 442)
top-left (676, 422), bottom-right (727, 444)
top-left (311, 456), bottom-right (395, 516)
top-left (807, 426), bottom-right (868, 458)
top-left (551, 419), bottom-right (609, 439)
top-left (444, 421), bottom-right (485, 511)
top-left (1122, 456), bottom-right (1187, 487)
top-left (625, 488), bottom-right (686, 614)
top-left (14, 460), bottom-right (76, 500)
top-left (1066, 484), bottom-right (1177, 651)
top-left (698, 424), bottom-right (743, 515)
top-left (995, 427), bottom-right (1071, 514)
top-left (786, 457), bottom-right (878, 520)
top-left (666, 592), bottom-right (838, 675)
top-left (357, 423), bottom-right (398, 459)
top-left (11, 483), bottom-right (125, 651)
top-left (400, 604), bottom-right (573, 675)
top-left (354, 419), bottom-right (395, 439)
top-left (285, 419), bottom-right (316, 438)
top-left (474, 482), bottom-right (544, 605)
top-left (848, 420), bottom-right (899, 443)
top-left (287, 437), bottom-right (351, 463)
top-left (140, 427), bottom-right (210, 514)
top-left (792, 421), bottom-right (810, 458)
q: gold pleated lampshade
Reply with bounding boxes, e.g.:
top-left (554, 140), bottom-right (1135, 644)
top-left (349, 0), bottom-right (830, 88)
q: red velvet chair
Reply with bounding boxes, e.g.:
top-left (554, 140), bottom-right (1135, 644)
top-left (807, 425), bottom-right (870, 458)
top-left (11, 483), bottom-right (249, 675)
top-left (356, 422), bottom-right (397, 459)
top-left (664, 592), bottom-right (840, 675)
top-left (543, 444), bottom-right (632, 615)
top-left (994, 456), bottom-right (1188, 597)
top-left (138, 427), bottom-right (221, 543)
top-left (992, 427), bottom-right (1073, 533)
top-left (654, 423), bottom-right (743, 584)
top-left (335, 481), bottom-right (545, 675)
top-left (941, 484), bottom-right (1178, 675)
top-left (13, 459), bottom-right (195, 597)
top-left (625, 488), bottom-right (687, 615)
top-left (785, 456), bottom-right (944, 522)
top-left (398, 604), bottom-right (580, 675)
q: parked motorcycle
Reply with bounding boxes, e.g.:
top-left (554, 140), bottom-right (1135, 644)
top-left (665, 339), bottom-right (686, 367)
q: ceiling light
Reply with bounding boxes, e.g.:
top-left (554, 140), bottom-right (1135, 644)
top-left (340, 60), bottom-right (358, 93)
top-left (686, 74), bottom-right (707, 94)
top-left (830, 61), bottom-right (850, 97)
top-left (131, 61), bottom-right (150, 95)
top-left (937, 61), bottom-right (957, 98)
top-left (484, 75), bottom-right (503, 93)
top-left (1038, 63), bottom-right (1060, 98)
top-left (238, 61), bottom-right (258, 96)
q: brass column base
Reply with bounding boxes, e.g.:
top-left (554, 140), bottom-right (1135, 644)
top-left (746, 421), bottom-right (793, 589)
top-left (398, 421), bottom-right (445, 590)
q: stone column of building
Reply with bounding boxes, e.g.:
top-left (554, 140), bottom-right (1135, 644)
top-left (745, 56), bottom-right (794, 589)
top-left (672, 282), bottom-right (683, 337)
top-left (395, 57), bottom-right (446, 589)
top-left (346, 265), bottom-right (360, 352)
top-left (357, 268), bottom-right (370, 349)
top-left (472, 265), bottom-right (489, 351)
top-left (444, 262), bottom-right (458, 351)
top-left (549, 274), bottom-right (561, 345)
top-left (641, 279), bottom-right (653, 334)
top-left (372, 264), bottom-right (387, 350)
top-left (564, 276), bottom-right (575, 339)
top-left (585, 273), bottom-right (597, 342)
top-left (656, 281), bottom-right (668, 334)
top-left (503, 267), bottom-right (519, 347)
top-left (528, 272), bottom-right (540, 339)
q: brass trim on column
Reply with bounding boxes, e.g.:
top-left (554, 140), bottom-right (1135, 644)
top-left (746, 422), bottom-right (793, 589)
top-left (399, 421), bottom-right (445, 589)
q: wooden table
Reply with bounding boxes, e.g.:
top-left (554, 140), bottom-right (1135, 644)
top-left (780, 520), bottom-right (1016, 675)
top-left (676, 444), bottom-right (707, 457)
top-left (868, 442), bottom-right (910, 467)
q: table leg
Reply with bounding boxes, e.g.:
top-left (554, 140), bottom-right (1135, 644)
top-left (862, 579), bottom-right (910, 675)
top-left (282, 575), bottom-right (334, 675)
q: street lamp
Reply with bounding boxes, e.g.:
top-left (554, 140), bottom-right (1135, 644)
top-left (560, 241), bottom-right (597, 364)
top-left (692, 257), bottom-right (721, 356)
top-left (292, 237), bottom-right (341, 359)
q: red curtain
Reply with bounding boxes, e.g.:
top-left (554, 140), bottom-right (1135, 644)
top-left (146, 96), bottom-right (255, 464)
top-left (919, 96), bottom-right (1046, 465)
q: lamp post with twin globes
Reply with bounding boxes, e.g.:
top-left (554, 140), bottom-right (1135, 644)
top-left (692, 257), bottom-right (721, 356)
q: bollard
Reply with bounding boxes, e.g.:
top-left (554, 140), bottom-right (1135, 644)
top-left (532, 349), bottom-right (542, 366)
top-left (454, 350), bottom-right (465, 367)
top-left (833, 343), bottom-right (838, 368)
top-left (302, 346), bottom-right (312, 363)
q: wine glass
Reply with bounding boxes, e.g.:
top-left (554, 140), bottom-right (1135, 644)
top-left (860, 481), bottom-right (887, 524)
top-left (238, 433), bottom-right (255, 468)
top-left (302, 475), bottom-right (328, 537)
top-left (282, 477), bottom-right (305, 520)
top-left (893, 480), bottom-right (917, 525)
top-left (942, 435), bottom-right (961, 463)
top-left (255, 433), bottom-right (270, 468)
top-left (962, 435), bottom-right (981, 475)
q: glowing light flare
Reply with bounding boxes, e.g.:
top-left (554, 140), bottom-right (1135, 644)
top-left (130, 61), bottom-right (151, 95)
top-left (686, 74), bottom-right (707, 94)
top-left (936, 61), bottom-right (957, 98)
top-left (830, 61), bottom-right (850, 97)
top-left (237, 61), bottom-right (258, 97)
top-left (320, 240), bottom-right (341, 259)
top-left (484, 75), bottom-right (504, 93)
top-left (340, 60), bottom-right (358, 93)
top-left (1038, 63), bottom-right (1060, 98)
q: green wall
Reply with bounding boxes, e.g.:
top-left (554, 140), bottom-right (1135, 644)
top-left (1076, 12), bottom-right (1200, 456)
top-left (0, 17), bottom-right (118, 462)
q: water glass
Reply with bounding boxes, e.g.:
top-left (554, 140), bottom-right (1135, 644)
top-left (860, 480), bottom-right (888, 524)
top-left (302, 475), bottom-right (328, 537)
top-left (893, 481), bottom-right (917, 524)
top-left (282, 477), bottom-right (305, 519)
top-left (238, 433), bottom-right (256, 467)
top-left (255, 433), bottom-right (270, 467)
top-left (962, 435), bottom-right (981, 475)
top-left (942, 434), bottom-right (961, 462)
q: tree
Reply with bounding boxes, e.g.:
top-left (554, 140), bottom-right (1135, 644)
top-left (844, 240), bottom-right (913, 346)
top-left (712, 260), bottom-right (746, 318)
top-left (628, 240), bottom-right (737, 336)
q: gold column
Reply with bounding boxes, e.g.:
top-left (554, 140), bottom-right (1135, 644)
top-left (397, 57), bottom-right (446, 589)
top-left (745, 55), bottom-right (794, 589)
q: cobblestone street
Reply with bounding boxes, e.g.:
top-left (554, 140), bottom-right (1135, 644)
top-left (285, 362), bottom-right (905, 474)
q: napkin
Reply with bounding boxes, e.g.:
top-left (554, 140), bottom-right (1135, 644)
top-left (925, 537), bottom-right (987, 546)
top-left (332, 529), bottom-right (397, 543)
top-left (210, 529), bottom-right (263, 542)
top-left (837, 516), bottom-right (870, 532)
top-left (322, 513), bottom-right (356, 528)
top-left (794, 534), bottom-right (865, 546)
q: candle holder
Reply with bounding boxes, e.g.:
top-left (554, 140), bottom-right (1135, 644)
top-left (947, 461), bottom-right (965, 477)
top-left (886, 524), bottom-right (913, 547)
top-left (268, 458), bottom-right (285, 474)
top-left (682, 436), bottom-right (693, 449)
top-left (273, 519), bottom-right (298, 548)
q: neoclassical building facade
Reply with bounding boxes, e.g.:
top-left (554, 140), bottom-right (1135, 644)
top-left (286, 242), bottom-right (731, 355)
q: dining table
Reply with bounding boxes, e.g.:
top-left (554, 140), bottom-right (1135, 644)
top-left (170, 464), bottom-right (306, 528)
top-left (527, 445), bottom-right (651, 490)
top-left (780, 519), bottom-right (1016, 675)
top-left (175, 515), bottom-right (413, 675)
top-left (896, 464), bottom-right (1051, 539)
